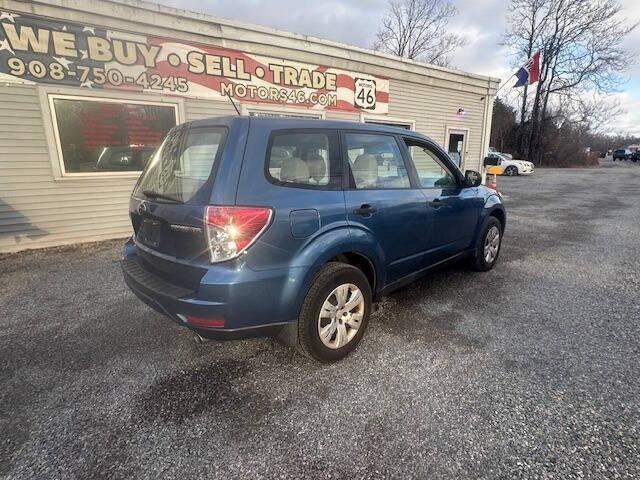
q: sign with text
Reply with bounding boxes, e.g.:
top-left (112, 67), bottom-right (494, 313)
top-left (0, 10), bottom-right (389, 113)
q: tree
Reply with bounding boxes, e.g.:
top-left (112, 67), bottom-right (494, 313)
top-left (556, 94), bottom-right (624, 136)
top-left (504, 0), bottom-right (637, 165)
top-left (491, 98), bottom-right (518, 153)
top-left (503, 0), bottom-right (549, 147)
top-left (532, 0), bottom-right (635, 163)
top-left (373, 0), bottom-right (466, 67)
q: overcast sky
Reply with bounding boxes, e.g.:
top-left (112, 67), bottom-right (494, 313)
top-left (157, 0), bottom-right (640, 136)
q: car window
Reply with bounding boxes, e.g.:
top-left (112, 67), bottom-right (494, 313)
top-left (485, 153), bottom-right (502, 166)
top-left (178, 129), bottom-right (221, 180)
top-left (344, 133), bottom-right (410, 189)
top-left (404, 138), bottom-right (458, 188)
top-left (136, 126), bottom-right (226, 203)
top-left (267, 131), bottom-right (339, 187)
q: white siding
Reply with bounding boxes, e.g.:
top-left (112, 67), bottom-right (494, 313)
top-left (325, 111), bottom-right (360, 122)
top-left (389, 79), bottom-right (486, 172)
top-left (0, 84), bottom-right (138, 252)
top-left (185, 98), bottom-right (237, 120)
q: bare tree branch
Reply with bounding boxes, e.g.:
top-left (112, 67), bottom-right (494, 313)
top-left (504, 0), bottom-right (637, 163)
top-left (373, 0), bottom-right (467, 67)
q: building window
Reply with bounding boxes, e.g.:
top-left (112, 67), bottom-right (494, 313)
top-left (249, 110), bottom-right (322, 119)
top-left (364, 120), bottom-right (412, 130)
top-left (49, 96), bottom-right (178, 175)
top-left (243, 104), bottom-right (324, 120)
top-left (362, 115), bottom-right (414, 131)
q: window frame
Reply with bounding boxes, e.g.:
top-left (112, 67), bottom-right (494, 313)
top-left (360, 113), bottom-right (415, 131)
top-left (444, 126), bottom-right (470, 170)
top-left (264, 128), bottom-right (342, 191)
top-left (242, 104), bottom-right (326, 119)
top-left (46, 92), bottom-right (181, 179)
top-left (340, 130), bottom-right (419, 191)
top-left (400, 136), bottom-right (464, 189)
top-left (484, 153), bottom-right (502, 167)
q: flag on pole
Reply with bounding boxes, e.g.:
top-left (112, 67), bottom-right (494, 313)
top-left (514, 51), bottom-right (541, 87)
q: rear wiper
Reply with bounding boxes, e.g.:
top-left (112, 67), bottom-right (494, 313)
top-left (142, 190), bottom-right (182, 203)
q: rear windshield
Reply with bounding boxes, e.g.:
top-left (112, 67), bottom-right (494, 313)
top-left (135, 125), bottom-right (227, 203)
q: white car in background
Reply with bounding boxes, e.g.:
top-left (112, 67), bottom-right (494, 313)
top-left (489, 147), bottom-right (513, 160)
top-left (485, 152), bottom-right (534, 176)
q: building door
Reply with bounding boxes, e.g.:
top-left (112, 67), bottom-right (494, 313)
top-left (447, 132), bottom-right (466, 168)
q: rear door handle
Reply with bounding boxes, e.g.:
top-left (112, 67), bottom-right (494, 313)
top-left (429, 198), bottom-right (443, 208)
top-left (353, 204), bottom-right (377, 216)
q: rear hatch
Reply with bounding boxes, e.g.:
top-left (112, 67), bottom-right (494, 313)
top-left (130, 123), bottom-right (229, 289)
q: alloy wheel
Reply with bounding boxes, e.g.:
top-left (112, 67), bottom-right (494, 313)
top-left (484, 226), bottom-right (500, 264)
top-left (317, 283), bottom-right (365, 349)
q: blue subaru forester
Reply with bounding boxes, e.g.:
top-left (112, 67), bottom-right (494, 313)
top-left (122, 116), bottom-right (505, 362)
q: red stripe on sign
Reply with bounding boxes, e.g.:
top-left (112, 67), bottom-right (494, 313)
top-left (327, 99), bottom-right (360, 112)
top-left (377, 91), bottom-right (389, 103)
top-left (335, 74), bottom-right (355, 91)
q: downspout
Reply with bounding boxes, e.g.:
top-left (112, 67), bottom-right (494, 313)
top-left (480, 82), bottom-right (493, 182)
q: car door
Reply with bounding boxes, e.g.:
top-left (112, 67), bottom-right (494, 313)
top-left (402, 136), bottom-right (482, 264)
top-left (342, 131), bottom-right (433, 284)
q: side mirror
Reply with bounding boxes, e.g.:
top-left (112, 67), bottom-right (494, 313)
top-left (465, 170), bottom-right (482, 187)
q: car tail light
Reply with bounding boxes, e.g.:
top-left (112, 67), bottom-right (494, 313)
top-left (205, 206), bottom-right (273, 263)
top-left (186, 315), bottom-right (225, 328)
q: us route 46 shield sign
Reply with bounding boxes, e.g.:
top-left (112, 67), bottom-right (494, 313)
top-left (354, 78), bottom-right (377, 110)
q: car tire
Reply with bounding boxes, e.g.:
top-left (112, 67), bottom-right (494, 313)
top-left (297, 262), bottom-right (372, 363)
top-left (505, 166), bottom-right (519, 176)
top-left (470, 216), bottom-right (503, 272)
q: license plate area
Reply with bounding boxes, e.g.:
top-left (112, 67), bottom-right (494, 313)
top-left (138, 218), bottom-right (161, 248)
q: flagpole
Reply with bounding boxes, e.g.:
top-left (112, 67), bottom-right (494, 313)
top-left (479, 71), bottom-right (517, 102)
top-left (480, 51), bottom-right (540, 102)
top-left (494, 72), bottom-right (518, 96)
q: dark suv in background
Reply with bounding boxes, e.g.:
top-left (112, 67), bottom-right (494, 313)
top-left (122, 117), bottom-right (505, 362)
top-left (613, 149), bottom-right (631, 161)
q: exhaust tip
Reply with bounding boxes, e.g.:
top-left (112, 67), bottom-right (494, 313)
top-left (193, 332), bottom-right (206, 344)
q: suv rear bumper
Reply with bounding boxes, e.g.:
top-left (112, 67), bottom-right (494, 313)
top-left (121, 241), bottom-right (299, 340)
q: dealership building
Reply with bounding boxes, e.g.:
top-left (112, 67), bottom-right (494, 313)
top-left (0, 0), bottom-right (499, 253)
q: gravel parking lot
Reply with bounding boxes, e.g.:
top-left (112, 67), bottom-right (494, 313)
top-left (1, 159), bottom-right (639, 479)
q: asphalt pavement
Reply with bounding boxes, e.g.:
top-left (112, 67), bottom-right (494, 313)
top-left (1, 158), bottom-right (639, 479)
